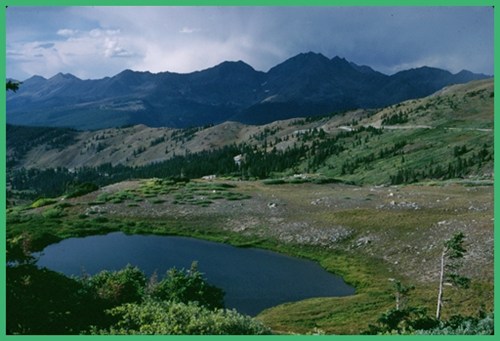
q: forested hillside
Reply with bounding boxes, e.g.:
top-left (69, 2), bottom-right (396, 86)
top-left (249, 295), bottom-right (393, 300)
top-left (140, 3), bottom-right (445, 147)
top-left (7, 79), bottom-right (493, 200)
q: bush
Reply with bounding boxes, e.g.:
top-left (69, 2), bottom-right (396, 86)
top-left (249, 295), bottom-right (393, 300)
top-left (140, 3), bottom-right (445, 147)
top-left (364, 307), bottom-right (438, 334)
top-left (92, 300), bottom-right (271, 335)
top-left (42, 207), bottom-right (64, 219)
top-left (416, 313), bottom-right (494, 335)
top-left (31, 198), bottom-right (57, 208)
top-left (7, 265), bottom-right (103, 334)
top-left (262, 179), bottom-right (286, 185)
top-left (83, 265), bottom-right (147, 306)
top-left (65, 183), bottom-right (99, 198)
top-left (149, 261), bottom-right (224, 310)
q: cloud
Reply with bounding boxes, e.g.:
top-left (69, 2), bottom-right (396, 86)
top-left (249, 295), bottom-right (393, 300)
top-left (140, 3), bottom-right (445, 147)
top-left (89, 28), bottom-right (121, 38)
top-left (57, 28), bottom-right (78, 37)
top-left (6, 6), bottom-right (494, 80)
top-left (37, 43), bottom-right (55, 49)
top-left (7, 26), bottom-right (140, 79)
top-left (103, 37), bottom-right (133, 58)
top-left (179, 27), bottom-right (200, 34)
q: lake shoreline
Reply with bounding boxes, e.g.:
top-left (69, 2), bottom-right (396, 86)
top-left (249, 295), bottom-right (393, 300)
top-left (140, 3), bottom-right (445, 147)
top-left (7, 180), bottom-right (493, 333)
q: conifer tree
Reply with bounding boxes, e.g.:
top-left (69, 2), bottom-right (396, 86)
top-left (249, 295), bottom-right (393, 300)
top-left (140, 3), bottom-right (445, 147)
top-left (436, 232), bottom-right (470, 320)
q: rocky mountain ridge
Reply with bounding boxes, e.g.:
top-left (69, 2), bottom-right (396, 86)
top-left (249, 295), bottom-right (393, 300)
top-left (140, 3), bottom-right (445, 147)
top-left (7, 52), bottom-right (490, 130)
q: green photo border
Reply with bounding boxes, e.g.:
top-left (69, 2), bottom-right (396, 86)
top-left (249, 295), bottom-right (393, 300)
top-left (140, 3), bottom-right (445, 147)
top-left (1, 1), bottom-right (496, 339)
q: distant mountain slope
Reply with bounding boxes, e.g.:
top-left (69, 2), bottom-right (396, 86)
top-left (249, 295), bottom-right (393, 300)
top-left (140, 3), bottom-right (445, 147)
top-left (7, 52), bottom-right (491, 130)
top-left (7, 79), bottom-right (493, 190)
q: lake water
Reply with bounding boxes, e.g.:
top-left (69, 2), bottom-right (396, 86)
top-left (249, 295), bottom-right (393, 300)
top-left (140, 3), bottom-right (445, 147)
top-left (36, 232), bottom-right (355, 315)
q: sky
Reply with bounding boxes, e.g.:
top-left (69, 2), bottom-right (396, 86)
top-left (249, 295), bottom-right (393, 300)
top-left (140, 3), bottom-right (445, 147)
top-left (6, 6), bottom-right (494, 81)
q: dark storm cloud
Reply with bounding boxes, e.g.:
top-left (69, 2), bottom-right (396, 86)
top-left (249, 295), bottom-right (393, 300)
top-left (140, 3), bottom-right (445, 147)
top-left (6, 6), bottom-right (493, 80)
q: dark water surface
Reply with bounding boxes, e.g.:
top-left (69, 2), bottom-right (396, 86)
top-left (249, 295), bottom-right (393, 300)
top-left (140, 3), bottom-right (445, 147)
top-left (36, 232), bottom-right (355, 315)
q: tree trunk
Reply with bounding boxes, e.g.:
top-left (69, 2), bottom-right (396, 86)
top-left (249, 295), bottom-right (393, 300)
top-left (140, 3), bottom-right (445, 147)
top-left (436, 249), bottom-right (446, 319)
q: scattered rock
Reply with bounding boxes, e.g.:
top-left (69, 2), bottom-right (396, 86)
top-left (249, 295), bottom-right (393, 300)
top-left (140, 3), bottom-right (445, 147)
top-left (354, 236), bottom-right (371, 247)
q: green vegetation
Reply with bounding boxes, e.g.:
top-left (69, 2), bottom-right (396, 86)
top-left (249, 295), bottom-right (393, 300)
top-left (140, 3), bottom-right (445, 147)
top-left (6, 80), bottom-right (21, 92)
top-left (6, 193), bottom-right (493, 334)
top-left (435, 232), bottom-right (470, 320)
top-left (31, 198), bottom-right (57, 208)
top-left (92, 300), bottom-right (271, 335)
top-left (6, 80), bottom-right (493, 334)
top-left (148, 262), bottom-right (224, 310)
top-left (8, 123), bottom-right (492, 200)
top-left (83, 178), bottom-right (250, 207)
top-left (7, 258), bottom-right (269, 335)
top-left (7, 124), bottom-right (77, 168)
top-left (416, 313), bottom-right (494, 335)
top-left (65, 182), bottom-right (99, 198)
top-left (382, 111), bottom-right (409, 125)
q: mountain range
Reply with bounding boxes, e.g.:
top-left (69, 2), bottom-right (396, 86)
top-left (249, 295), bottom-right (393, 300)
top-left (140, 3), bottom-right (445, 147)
top-left (7, 52), bottom-right (491, 130)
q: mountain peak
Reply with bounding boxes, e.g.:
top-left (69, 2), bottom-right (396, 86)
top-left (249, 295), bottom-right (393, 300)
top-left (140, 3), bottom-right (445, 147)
top-left (453, 69), bottom-right (491, 81)
top-left (215, 60), bottom-right (255, 70)
top-left (331, 55), bottom-right (347, 62)
top-left (26, 75), bottom-right (47, 82)
top-left (7, 52), bottom-right (491, 130)
top-left (50, 72), bottom-right (80, 81)
top-left (268, 52), bottom-right (331, 74)
top-left (199, 60), bottom-right (258, 78)
top-left (294, 51), bottom-right (330, 62)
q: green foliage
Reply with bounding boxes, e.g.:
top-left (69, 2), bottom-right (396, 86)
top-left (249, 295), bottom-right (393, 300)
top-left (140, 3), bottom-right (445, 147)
top-left (262, 179), bottom-right (286, 185)
top-left (444, 232), bottom-right (467, 259)
top-left (65, 182), bottom-right (99, 198)
top-left (7, 125), bottom-right (77, 169)
top-left (392, 280), bottom-right (415, 311)
top-left (149, 262), bottom-right (225, 310)
top-left (7, 260), bottom-right (268, 335)
top-left (7, 264), bottom-right (103, 334)
top-left (42, 207), bottom-right (65, 218)
top-left (31, 198), bottom-right (57, 208)
top-left (8, 121), bottom-right (493, 198)
top-left (435, 232), bottom-right (471, 320)
top-left (362, 276), bottom-right (491, 335)
top-left (364, 306), bottom-right (437, 334)
top-left (6, 233), bottom-right (37, 264)
top-left (92, 300), bottom-right (271, 335)
top-left (416, 313), bottom-right (494, 335)
top-left (7, 80), bottom-right (21, 92)
top-left (83, 265), bottom-right (147, 306)
top-left (382, 112), bottom-right (409, 125)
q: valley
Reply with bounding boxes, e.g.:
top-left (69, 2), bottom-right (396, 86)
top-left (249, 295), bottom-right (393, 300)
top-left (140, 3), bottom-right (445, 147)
top-left (6, 78), bottom-right (494, 335)
top-left (7, 79), bottom-right (493, 198)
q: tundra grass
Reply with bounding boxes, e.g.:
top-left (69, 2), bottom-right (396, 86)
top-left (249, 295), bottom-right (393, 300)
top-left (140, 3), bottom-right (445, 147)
top-left (91, 179), bottom-right (251, 207)
top-left (316, 128), bottom-right (492, 185)
top-left (6, 202), bottom-right (492, 334)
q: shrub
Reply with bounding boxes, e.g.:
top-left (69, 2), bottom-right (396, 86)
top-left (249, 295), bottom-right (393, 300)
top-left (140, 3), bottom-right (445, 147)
top-left (31, 198), bottom-right (57, 208)
top-left (416, 313), bottom-right (494, 335)
top-left (42, 207), bottom-right (64, 219)
top-left (262, 179), bottom-right (285, 185)
top-left (54, 202), bottom-right (72, 209)
top-left (83, 265), bottom-right (146, 306)
top-left (92, 216), bottom-right (109, 223)
top-left (7, 265), bottom-right (103, 334)
top-left (65, 183), bottom-right (99, 198)
top-left (149, 261), bottom-right (224, 310)
top-left (92, 300), bottom-right (271, 335)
